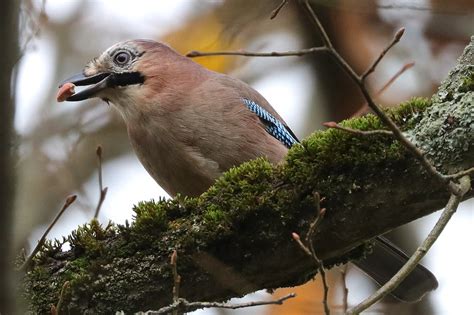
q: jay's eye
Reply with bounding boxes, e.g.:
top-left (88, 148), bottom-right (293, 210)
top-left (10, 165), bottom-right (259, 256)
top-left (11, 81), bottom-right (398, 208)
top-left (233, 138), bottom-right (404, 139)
top-left (114, 51), bottom-right (131, 65)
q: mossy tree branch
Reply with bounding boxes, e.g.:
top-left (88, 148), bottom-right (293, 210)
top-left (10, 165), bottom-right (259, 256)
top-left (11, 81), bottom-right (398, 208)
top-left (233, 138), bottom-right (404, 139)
top-left (21, 38), bottom-right (474, 314)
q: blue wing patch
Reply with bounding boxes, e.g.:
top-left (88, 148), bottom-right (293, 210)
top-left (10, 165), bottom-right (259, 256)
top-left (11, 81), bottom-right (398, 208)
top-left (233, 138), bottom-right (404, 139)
top-left (242, 98), bottom-right (299, 148)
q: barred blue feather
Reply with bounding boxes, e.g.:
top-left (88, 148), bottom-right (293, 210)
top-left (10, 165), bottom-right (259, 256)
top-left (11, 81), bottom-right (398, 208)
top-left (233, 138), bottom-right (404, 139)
top-left (242, 98), bottom-right (298, 148)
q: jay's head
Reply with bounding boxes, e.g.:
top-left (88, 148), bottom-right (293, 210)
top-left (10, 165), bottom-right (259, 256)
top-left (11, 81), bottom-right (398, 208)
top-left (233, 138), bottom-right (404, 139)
top-left (59, 39), bottom-right (189, 117)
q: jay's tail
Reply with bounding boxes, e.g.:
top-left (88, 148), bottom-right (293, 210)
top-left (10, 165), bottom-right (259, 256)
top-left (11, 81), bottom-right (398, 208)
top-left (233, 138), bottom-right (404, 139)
top-left (352, 236), bottom-right (438, 302)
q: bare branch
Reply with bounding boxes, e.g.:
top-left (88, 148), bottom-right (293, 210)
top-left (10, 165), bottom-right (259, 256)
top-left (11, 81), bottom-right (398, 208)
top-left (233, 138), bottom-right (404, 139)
top-left (352, 62), bottom-right (415, 117)
top-left (361, 28), bottom-right (405, 82)
top-left (340, 265), bottom-right (349, 313)
top-left (292, 232), bottom-right (311, 256)
top-left (145, 248), bottom-right (295, 314)
top-left (170, 250), bottom-right (181, 315)
top-left (347, 175), bottom-right (471, 314)
top-left (292, 232), bottom-right (330, 315)
top-left (93, 145), bottom-right (108, 219)
top-left (54, 281), bottom-right (70, 315)
top-left (444, 167), bottom-right (474, 180)
top-left (20, 195), bottom-right (77, 271)
top-left (376, 3), bottom-right (467, 14)
top-left (292, 192), bottom-right (330, 315)
top-left (270, 0), bottom-right (289, 19)
top-left (186, 47), bottom-right (329, 58)
top-left (299, 0), bottom-right (333, 49)
top-left (323, 121), bottom-right (393, 136)
top-left (147, 294), bottom-right (296, 314)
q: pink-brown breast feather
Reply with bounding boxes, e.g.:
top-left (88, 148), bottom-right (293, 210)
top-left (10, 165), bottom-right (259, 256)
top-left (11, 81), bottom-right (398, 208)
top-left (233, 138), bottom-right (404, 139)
top-left (171, 71), bottom-right (289, 170)
top-left (126, 108), bottom-right (222, 197)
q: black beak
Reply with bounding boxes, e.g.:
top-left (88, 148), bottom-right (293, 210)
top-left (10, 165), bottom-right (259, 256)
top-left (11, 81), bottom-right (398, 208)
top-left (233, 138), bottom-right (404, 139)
top-left (59, 71), bottom-right (145, 102)
top-left (59, 72), bottom-right (111, 101)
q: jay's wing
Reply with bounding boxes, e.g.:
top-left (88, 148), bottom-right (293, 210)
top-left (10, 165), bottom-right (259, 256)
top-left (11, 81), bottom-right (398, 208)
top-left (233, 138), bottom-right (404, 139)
top-left (242, 98), bottom-right (299, 148)
top-left (210, 73), bottom-right (299, 149)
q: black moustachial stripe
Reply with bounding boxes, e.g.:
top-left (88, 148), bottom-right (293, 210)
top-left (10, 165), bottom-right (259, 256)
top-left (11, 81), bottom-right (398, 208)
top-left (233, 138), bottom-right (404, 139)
top-left (108, 71), bottom-right (144, 87)
top-left (242, 98), bottom-right (299, 148)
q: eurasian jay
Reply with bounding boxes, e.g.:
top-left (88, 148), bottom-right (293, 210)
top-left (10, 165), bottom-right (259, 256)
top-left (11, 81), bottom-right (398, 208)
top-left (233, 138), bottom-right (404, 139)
top-left (59, 39), bottom-right (438, 302)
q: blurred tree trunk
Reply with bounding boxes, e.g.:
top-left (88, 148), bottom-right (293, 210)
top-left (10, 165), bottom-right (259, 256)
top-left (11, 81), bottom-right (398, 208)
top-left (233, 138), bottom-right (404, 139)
top-left (0, 0), bottom-right (18, 313)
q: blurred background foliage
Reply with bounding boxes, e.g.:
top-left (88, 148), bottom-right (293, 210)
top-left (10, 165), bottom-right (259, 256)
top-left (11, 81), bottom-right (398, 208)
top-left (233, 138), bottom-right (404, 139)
top-left (11, 0), bottom-right (473, 314)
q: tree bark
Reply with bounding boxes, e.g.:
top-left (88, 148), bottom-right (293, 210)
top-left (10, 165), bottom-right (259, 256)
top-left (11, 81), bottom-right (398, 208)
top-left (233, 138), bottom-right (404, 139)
top-left (21, 37), bottom-right (474, 314)
top-left (0, 1), bottom-right (18, 314)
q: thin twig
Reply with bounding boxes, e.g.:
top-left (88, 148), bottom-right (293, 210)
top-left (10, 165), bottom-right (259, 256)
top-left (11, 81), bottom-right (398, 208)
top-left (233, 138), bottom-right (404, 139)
top-left (293, 232), bottom-right (330, 315)
top-left (292, 192), bottom-right (330, 315)
top-left (186, 46), bottom-right (329, 58)
top-left (361, 28), bottom-right (405, 82)
top-left (323, 121), bottom-right (393, 136)
top-left (170, 250), bottom-right (181, 315)
top-left (292, 233), bottom-right (312, 256)
top-left (444, 166), bottom-right (474, 180)
top-left (149, 238), bottom-right (295, 314)
top-left (352, 62), bottom-right (415, 117)
top-left (347, 175), bottom-right (471, 314)
top-left (93, 145), bottom-right (108, 219)
top-left (376, 3), bottom-right (472, 15)
top-left (20, 195), bottom-right (77, 272)
top-left (358, 70), bottom-right (461, 194)
top-left (340, 265), bottom-right (349, 313)
top-left (270, 0), bottom-right (289, 19)
top-left (307, 193), bottom-right (330, 315)
top-left (310, 244), bottom-right (330, 315)
top-left (146, 294), bottom-right (296, 314)
top-left (299, 0), bottom-right (332, 49)
top-left (55, 281), bottom-right (70, 314)
top-left (315, 0), bottom-right (468, 14)
top-left (145, 249), bottom-right (294, 314)
top-left (305, 192), bottom-right (325, 244)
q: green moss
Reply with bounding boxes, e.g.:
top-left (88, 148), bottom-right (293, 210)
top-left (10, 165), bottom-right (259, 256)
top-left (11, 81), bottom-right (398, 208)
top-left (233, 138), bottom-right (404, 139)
top-left (203, 205), bottom-right (228, 224)
top-left (68, 220), bottom-right (116, 257)
top-left (198, 159), bottom-right (276, 227)
top-left (285, 97), bottom-right (432, 194)
top-left (22, 266), bottom-right (60, 313)
top-left (387, 97), bottom-right (432, 129)
top-left (132, 200), bottom-right (170, 234)
top-left (205, 157), bottom-right (275, 198)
